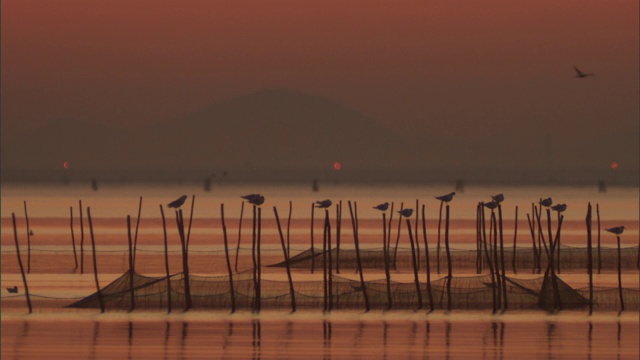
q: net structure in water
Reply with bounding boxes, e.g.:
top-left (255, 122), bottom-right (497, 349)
top-left (68, 269), bottom-right (638, 312)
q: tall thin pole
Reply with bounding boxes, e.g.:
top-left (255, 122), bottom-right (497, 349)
top-left (24, 201), bottom-right (32, 274)
top-left (176, 210), bottom-right (192, 311)
top-left (616, 235), bottom-right (625, 312)
top-left (257, 207), bottom-right (262, 312)
top-left (80, 200), bottom-right (85, 274)
top-left (421, 205), bottom-right (434, 313)
top-left (382, 211), bottom-right (392, 310)
top-left (132, 196), bottom-right (143, 268)
top-left (445, 205), bottom-right (453, 312)
top-left (87, 207), bottom-right (104, 313)
top-left (11, 213), bottom-right (32, 314)
top-left (310, 203), bottom-right (315, 273)
top-left (70, 206), bottom-right (78, 271)
top-left (274, 206), bottom-right (296, 312)
top-left (498, 204), bottom-right (507, 311)
top-left (186, 195), bottom-right (196, 250)
top-left (159, 205), bottom-right (172, 313)
top-left (415, 199), bottom-right (420, 272)
top-left (392, 203), bottom-right (404, 270)
top-left (287, 201), bottom-right (293, 259)
top-left (322, 209), bottom-right (328, 311)
top-left (596, 204), bottom-right (601, 274)
top-left (326, 209), bottom-right (333, 311)
top-left (251, 205), bottom-right (258, 311)
top-left (127, 215), bottom-right (135, 312)
top-left (335, 201), bottom-right (342, 274)
top-left (512, 206), bottom-right (518, 274)
top-left (586, 203), bottom-right (593, 315)
top-left (221, 204), bottom-right (236, 313)
top-left (482, 205), bottom-right (497, 314)
top-left (406, 219), bottom-right (423, 309)
top-left (437, 200), bottom-right (444, 274)
top-left (234, 201), bottom-right (245, 273)
top-left (348, 201), bottom-right (369, 312)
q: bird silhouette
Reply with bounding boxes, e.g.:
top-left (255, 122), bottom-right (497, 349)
top-left (483, 200), bottom-right (499, 210)
top-left (6, 286), bottom-right (18, 294)
top-left (491, 194), bottom-right (505, 203)
top-left (573, 66), bottom-right (594, 78)
top-left (242, 194), bottom-right (265, 205)
top-left (29, 230), bottom-right (34, 236)
top-left (373, 202), bottom-right (389, 211)
top-left (605, 226), bottom-right (625, 235)
top-left (435, 192), bottom-right (456, 202)
top-left (315, 199), bottom-right (332, 208)
top-left (398, 208), bottom-right (414, 217)
top-left (539, 198), bottom-right (553, 207)
top-left (551, 204), bottom-right (567, 212)
top-left (168, 195), bottom-right (188, 209)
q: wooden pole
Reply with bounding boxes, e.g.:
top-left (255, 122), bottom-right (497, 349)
top-left (406, 218), bottom-right (423, 309)
top-left (526, 213), bottom-right (537, 274)
top-left (335, 201), bottom-right (342, 274)
top-left (476, 203), bottom-right (482, 274)
top-left (251, 205), bottom-right (258, 311)
top-left (616, 235), bottom-right (625, 312)
top-left (23, 201), bottom-right (32, 274)
top-left (326, 209), bottom-right (333, 311)
top-left (491, 211), bottom-right (502, 309)
top-left (257, 207), bottom-right (262, 312)
top-left (481, 205), bottom-right (497, 314)
top-left (445, 205), bottom-right (453, 312)
top-left (348, 201), bottom-right (369, 312)
top-left (436, 200), bottom-right (445, 274)
top-left (221, 204), bottom-right (236, 313)
top-left (382, 211), bottom-right (392, 310)
top-left (422, 205), bottom-right (434, 313)
top-left (287, 201), bottom-right (293, 259)
top-left (415, 199), bottom-right (420, 272)
top-left (498, 205), bottom-right (507, 312)
top-left (234, 201), bottom-right (245, 273)
top-left (387, 203), bottom-right (395, 270)
top-left (11, 213), bottom-right (32, 314)
top-left (310, 203), bottom-right (316, 273)
top-left (87, 207), bottom-right (104, 313)
top-left (127, 215), bottom-right (136, 312)
top-left (512, 206), bottom-right (518, 274)
top-left (322, 209), bottom-right (328, 311)
top-left (80, 200), bottom-right (85, 274)
top-left (392, 202), bottom-right (404, 270)
top-left (70, 206), bottom-right (78, 271)
top-left (159, 205), bottom-right (172, 313)
top-left (132, 196), bottom-right (143, 268)
top-left (186, 195), bottom-right (195, 250)
top-left (274, 206), bottom-right (296, 312)
top-left (586, 203), bottom-right (593, 315)
top-left (596, 204), bottom-right (601, 274)
top-left (176, 210), bottom-right (192, 311)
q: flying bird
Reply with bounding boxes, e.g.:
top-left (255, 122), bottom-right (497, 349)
top-left (551, 204), bottom-right (567, 212)
top-left (168, 195), bottom-right (188, 209)
top-left (242, 194), bottom-right (265, 206)
top-left (373, 202), bottom-right (389, 211)
top-left (483, 200), bottom-right (499, 210)
top-left (6, 286), bottom-right (18, 294)
top-left (315, 199), bottom-right (332, 208)
top-left (435, 192), bottom-right (456, 202)
top-left (491, 194), bottom-right (505, 203)
top-left (539, 198), bottom-right (553, 207)
top-left (398, 208), bottom-right (414, 217)
top-left (605, 226), bottom-right (625, 235)
top-left (573, 66), bottom-right (594, 78)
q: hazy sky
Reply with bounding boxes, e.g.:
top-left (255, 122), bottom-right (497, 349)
top-left (2, 0), bottom-right (638, 171)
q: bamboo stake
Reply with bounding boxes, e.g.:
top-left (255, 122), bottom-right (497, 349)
top-left (415, 199), bottom-right (420, 272)
top-left (498, 204), bottom-right (507, 312)
top-left (70, 206), bottom-right (78, 271)
top-left (159, 205), bottom-right (172, 313)
top-left (406, 218), bottom-right (423, 309)
top-left (348, 201), bottom-right (369, 312)
top-left (422, 204), bottom-right (434, 313)
top-left (221, 204), bottom-right (236, 313)
top-left (176, 210), bottom-right (192, 311)
top-left (616, 235), bottom-right (625, 312)
top-left (526, 213), bottom-right (537, 274)
top-left (251, 205), bottom-right (258, 312)
top-left (310, 203), bottom-right (315, 273)
top-left (445, 205), bottom-right (452, 312)
top-left (586, 203), bottom-right (593, 315)
top-left (11, 213), bottom-right (32, 313)
top-left (491, 211), bottom-right (502, 310)
top-left (127, 215), bottom-right (135, 312)
top-left (512, 206), bottom-right (518, 274)
top-left (24, 201), bottom-right (32, 274)
top-left (596, 204), bottom-right (601, 274)
top-left (392, 202), bottom-right (404, 270)
top-left (186, 195), bottom-right (195, 250)
top-left (387, 203), bottom-right (395, 269)
top-left (80, 200), bottom-right (85, 274)
top-left (476, 204), bottom-right (482, 274)
top-left (274, 206), bottom-right (296, 312)
top-left (326, 209), bottom-right (333, 311)
top-left (322, 210), bottom-right (328, 311)
top-left (335, 201), bottom-right (342, 274)
top-left (481, 205), bottom-right (497, 314)
top-left (287, 201), bottom-right (292, 259)
top-left (382, 211), bottom-right (392, 310)
top-left (132, 196), bottom-right (143, 268)
top-left (234, 201), bottom-right (245, 273)
top-left (257, 207), bottom-right (262, 312)
top-left (87, 207), bottom-right (104, 313)
top-left (437, 200), bottom-right (444, 274)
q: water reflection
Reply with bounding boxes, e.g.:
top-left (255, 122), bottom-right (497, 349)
top-left (1, 315), bottom-right (636, 359)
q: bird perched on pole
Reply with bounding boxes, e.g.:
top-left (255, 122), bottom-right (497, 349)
top-left (551, 204), bottom-right (567, 213)
top-left (373, 202), bottom-right (389, 211)
top-left (398, 208), bottom-right (414, 218)
top-left (539, 198), bottom-right (553, 207)
top-left (435, 192), bottom-right (456, 203)
top-left (6, 286), bottom-right (18, 294)
top-left (491, 194), bottom-right (505, 203)
top-left (315, 199), bottom-right (332, 208)
top-left (573, 65), bottom-right (594, 78)
top-left (168, 195), bottom-right (188, 209)
top-left (605, 226), bottom-right (626, 235)
top-left (242, 194), bottom-right (265, 206)
top-left (483, 200), bottom-right (499, 210)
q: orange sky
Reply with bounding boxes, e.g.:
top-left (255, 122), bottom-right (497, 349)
top-left (1, 0), bottom-right (638, 171)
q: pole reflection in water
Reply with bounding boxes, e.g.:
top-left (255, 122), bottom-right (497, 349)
top-left (588, 321), bottom-right (593, 360)
top-left (164, 321), bottom-right (170, 360)
top-left (89, 321), bottom-right (99, 360)
top-left (547, 321), bottom-right (556, 359)
top-left (128, 321), bottom-right (133, 360)
top-left (252, 319), bottom-right (261, 360)
top-left (445, 320), bottom-right (451, 360)
top-left (383, 321), bottom-right (389, 360)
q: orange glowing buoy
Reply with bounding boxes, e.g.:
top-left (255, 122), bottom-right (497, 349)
top-left (611, 161), bottom-right (619, 170)
top-left (333, 162), bottom-right (342, 171)
top-left (63, 161), bottom-right (70, 169)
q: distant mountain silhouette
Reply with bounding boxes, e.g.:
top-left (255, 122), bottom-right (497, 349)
top-left (2, 89), bottom-right (424, 182)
